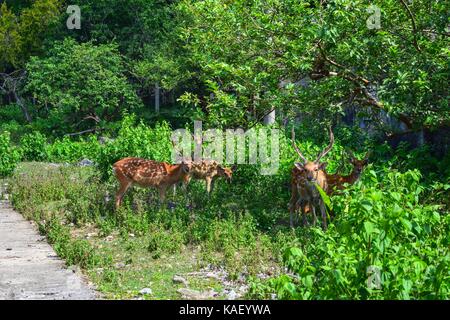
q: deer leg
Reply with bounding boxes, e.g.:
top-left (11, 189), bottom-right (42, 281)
top-left (311, 204), bottom-right (317, 226)
top-left (115, 181), bottom-right (132, 210)
top-left (209, 178), bottom-right (216, 194)
top-left (319, 200), bottom-right (328, 230)
top-left (289, 190), bottom-right (298, 228)
top-left (206, 177), bottom-right (212, 194)
top-left (114, 169), bottom-right (132, 210)
top-left (301, 202), bottom-right (308, 226)
top-left (158, 185), bottom-right (168, 204)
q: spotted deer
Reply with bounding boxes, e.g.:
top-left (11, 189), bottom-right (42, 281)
top-left (183, 160), bottom-right (235, 194)
top-left (113, 157), bottom-right (191, 210)
top-left (289, 127), bottom-right (334, 229)
top-left (171, 136), bottom-right (235, 194)
top-left (326, 150), bottom-right (369, 195)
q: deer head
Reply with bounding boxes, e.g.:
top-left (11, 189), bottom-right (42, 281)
top-left (347, 150), bottom-right (370, 176)
top-left (291, 126), bottom-right (334, 184)
top-left (218, 164), bottom-right (236, 182)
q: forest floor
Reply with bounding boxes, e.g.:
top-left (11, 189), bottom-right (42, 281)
top-left (0, 187), bottom-right (96, 300)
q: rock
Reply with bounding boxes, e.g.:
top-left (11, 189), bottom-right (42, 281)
top-left (86, 232), bottom-right (97, 239)
top-left (78, 159), bottom-right (94, 167)
top-left (177, 288), bottom-right (218, 300)
top-left (67, 265), bottom-right (81, 274)
top-left (172, 275), bottom-right (188, 286)
top-left (205, 272), bottom-right (221, 280)
top-left (226, 289), bottom-right (238, 300)
top-left (114, 262), bottom-right (126, 269)
top-left (139, 288), bottom-right (152, 295)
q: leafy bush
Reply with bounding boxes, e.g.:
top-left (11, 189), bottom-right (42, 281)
top-left (46, 135), bottom-right (101, 163)
top-left (25, 38), bottom-right (143, 134)
top-left (19, 131), bottom-right (48, 161)
top-left (0, 131), bottom-right (20, 177)
top-left (249, 169), bottom-right (449, 299)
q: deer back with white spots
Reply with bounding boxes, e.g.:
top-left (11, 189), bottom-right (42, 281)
top-left (113, 157), bottom-right (191, 209)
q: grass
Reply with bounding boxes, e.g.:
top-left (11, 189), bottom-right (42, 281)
top-left (7, 162), bottom-right (286, 300)
top-left (7, 159), bottom-right (449, 299)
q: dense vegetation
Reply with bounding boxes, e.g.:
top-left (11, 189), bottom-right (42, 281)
top-left (1, 0), bottom-right (449, 299)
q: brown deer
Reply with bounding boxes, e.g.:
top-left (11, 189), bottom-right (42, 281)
top-left (171, 136), bottom-right (235, 194)
top-left (289, 127), bottom-right (334, 229)
top-left (113, 157), bottom-right (191, 210)
top-left (326, 150), bottom-right (369, 195)
top-left (183, 160), bottom-right (235, 194)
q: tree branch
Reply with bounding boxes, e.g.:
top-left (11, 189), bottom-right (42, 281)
top-left (399, 0), bottom-right (422, 52)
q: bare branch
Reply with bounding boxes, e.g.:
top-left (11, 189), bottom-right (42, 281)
top-left (399, 0), bottom-right (422, 52)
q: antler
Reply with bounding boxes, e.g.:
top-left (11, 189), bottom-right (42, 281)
top-left (315, 126), bottom-right (334, 162)
top-left (291, 127), bottom-right (308, 163)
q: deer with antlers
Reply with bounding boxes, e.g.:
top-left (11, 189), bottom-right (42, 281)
top-left (326, 150), bottom-right (369, 195)
top-left (289, 127), bottom-right (334, 229)
top-left (113, 157), bottom-right (192, 210)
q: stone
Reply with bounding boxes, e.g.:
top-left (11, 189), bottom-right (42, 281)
top-left (172, 275), bottom-right (188, 286)
top-left (139, 288), bottom-right (152, 295)
top-left (78, 159), bottom-right (94, 167)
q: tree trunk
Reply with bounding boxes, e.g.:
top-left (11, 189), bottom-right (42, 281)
top-left (155, 83), bottom-right (160, 113)
top-left (13, 91), bottom-right (32, 123)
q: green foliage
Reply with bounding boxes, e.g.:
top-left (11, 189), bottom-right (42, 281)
top-left (41, 215), bottom-right (104, 268)
top-left (46, 135), bottom-right (101, 163)
top-left (0, 0), bottom-right (62, 69)
top-left (0, 131), bottom-right (20, 177)
top-left (19, 131), bottom-right (47, 161)
top-left (25, 38), bottom-right (143, 134)
top-left (177, 0), bottom-right (449, 128)
top-left (249, 169), bottom-right (449, 299)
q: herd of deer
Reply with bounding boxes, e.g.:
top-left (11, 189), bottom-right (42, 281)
top-left (112, 128), bottom-right (369, 230)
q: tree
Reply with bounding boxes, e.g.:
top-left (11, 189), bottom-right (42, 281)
top-left (25, 38), bottom-right (142, 135)
top-left (0, 0), bottom-right (63, 122)
top-left (176, 0), bottom-right (449, 130)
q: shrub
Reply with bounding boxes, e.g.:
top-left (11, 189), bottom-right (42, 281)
top-left (0, 131), bottom-right (20, 177)
top-left (19, 131), bottom-right (48, 161)
top-left (46, 135), bottom-right (101, 163)
top-left (249, 169), bottom-right (450, 299)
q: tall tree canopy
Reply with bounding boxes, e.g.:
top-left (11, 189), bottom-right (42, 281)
top-left (176, 0), bottom-right (449, 129)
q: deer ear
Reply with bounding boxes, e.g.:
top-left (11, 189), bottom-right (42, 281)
top-left (294, 163), bottom-right (304, 171)
top-left (231, 164), bottom-right (238, 171)
top-left (319, 162), bottom-right (328, 171)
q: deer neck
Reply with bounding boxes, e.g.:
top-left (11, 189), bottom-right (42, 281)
top-left (165, 163), bottom-right (188, 182)
top-left (348, 167), bottom-right (361, 183)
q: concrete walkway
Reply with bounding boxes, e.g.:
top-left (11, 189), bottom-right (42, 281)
top-left (0, 198), bottom-right (96, 300)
